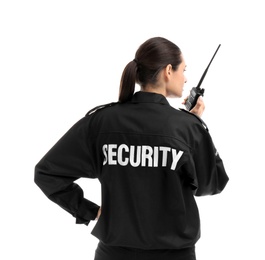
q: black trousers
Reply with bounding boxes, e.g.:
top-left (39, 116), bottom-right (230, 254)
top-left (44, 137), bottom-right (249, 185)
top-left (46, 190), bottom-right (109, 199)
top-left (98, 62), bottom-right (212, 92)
top-left (94, 241), bottom-right (196, 260)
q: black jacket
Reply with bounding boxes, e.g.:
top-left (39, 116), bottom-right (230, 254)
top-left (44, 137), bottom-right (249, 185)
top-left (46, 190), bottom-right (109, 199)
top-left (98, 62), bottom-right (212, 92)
top-left (34, 91), bottom-right (229, 250)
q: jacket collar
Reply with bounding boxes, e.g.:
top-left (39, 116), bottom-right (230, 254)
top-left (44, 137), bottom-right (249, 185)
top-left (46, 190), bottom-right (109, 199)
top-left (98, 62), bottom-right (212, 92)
top-left (131, 91), bottom-right (170, 105)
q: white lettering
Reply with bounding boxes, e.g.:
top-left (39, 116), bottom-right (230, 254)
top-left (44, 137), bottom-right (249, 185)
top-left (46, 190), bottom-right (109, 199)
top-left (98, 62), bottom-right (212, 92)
top-left (153, 146), bottom-right (159, 167)
top-left (117, 144), bottom-right (129, 166)
top-left (171, 149), bottom-right (184, 170)
top-left (141, 145), bottom-right (153, 167)
top-left (102, 144), bottom-right (108, 165)
top-left (102, 144), bottom-right (184, 171)
top-left (108, 144), bottom-right (117, 165)
top-left (159, 146), bottom-right (171, 167)
top-left (130, 145), bottom-right (141, 167)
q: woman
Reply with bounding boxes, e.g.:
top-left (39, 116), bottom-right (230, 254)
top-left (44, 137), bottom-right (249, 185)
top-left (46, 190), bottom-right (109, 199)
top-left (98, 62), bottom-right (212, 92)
top-left (35, 37), bottom-right (229, 260)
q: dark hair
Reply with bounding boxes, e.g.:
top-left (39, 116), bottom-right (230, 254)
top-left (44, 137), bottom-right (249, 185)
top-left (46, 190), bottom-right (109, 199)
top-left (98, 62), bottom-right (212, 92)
top-left (119, 37), bottom-right (182, 103)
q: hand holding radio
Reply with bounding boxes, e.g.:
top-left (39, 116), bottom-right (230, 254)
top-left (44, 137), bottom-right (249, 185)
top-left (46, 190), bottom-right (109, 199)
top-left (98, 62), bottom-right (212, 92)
top-left (184, 44), bottom-right (221, 111)
top-left (182, 95), bottom-right (205, 117)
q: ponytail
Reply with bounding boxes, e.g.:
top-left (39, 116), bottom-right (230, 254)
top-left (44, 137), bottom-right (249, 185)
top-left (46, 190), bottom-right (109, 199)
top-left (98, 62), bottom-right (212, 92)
top-left (119, 60), bottom-right (138, 103)
top-left (119, 37), bottom-right (182, 102)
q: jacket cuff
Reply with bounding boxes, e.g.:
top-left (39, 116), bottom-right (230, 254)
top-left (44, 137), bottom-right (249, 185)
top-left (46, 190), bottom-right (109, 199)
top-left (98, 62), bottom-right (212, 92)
top-left (75, 199), bottom-right (100, 225)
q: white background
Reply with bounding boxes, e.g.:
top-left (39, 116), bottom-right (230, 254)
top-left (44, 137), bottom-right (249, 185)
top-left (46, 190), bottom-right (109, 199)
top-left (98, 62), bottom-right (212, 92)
top-left (1, 0), bottom-right (264, 259)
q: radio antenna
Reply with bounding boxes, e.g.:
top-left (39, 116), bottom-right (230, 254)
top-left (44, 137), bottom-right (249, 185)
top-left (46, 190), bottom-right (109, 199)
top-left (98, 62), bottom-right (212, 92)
top-left (196, 44), bottom-right (221, 89)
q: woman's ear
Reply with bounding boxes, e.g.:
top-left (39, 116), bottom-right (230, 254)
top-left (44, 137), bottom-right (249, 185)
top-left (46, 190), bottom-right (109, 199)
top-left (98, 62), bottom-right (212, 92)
top-left (164, 64), bottom-right (172, 81)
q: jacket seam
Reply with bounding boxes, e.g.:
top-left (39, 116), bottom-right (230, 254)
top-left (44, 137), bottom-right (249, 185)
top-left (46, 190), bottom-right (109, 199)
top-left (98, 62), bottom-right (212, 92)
top-left (97, 131), bottom-right (193, 151)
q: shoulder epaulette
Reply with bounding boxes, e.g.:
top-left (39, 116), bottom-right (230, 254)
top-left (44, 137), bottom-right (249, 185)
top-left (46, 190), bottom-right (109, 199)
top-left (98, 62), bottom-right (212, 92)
top-left (86, 102), bottom-right (119, 116)
top-left (179, 108), bottom-right (209, 132)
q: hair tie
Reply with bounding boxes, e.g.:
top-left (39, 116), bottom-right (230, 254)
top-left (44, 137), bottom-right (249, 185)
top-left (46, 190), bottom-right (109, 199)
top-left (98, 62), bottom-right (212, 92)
top-left (133, 58), bottom-right (138, 64)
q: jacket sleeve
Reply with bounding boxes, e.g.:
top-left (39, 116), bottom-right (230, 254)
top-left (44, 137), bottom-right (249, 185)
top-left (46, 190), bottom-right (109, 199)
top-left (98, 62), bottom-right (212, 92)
top-left (190, 123), bottom-right (229, 196)
top-left (34, 116), bottom-right (100, 225)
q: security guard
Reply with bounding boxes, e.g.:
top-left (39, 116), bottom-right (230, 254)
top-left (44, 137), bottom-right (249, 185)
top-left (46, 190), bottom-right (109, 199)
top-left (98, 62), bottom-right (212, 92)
top-left (34, 37), bottom-right (229, 260)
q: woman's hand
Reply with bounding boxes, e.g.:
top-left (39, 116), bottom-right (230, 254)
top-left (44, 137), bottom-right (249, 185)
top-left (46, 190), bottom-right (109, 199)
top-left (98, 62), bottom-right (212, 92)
top-left (96, 207), bottom-right (101, 220)
top-left (182, 96), bottom-right (205, 117)
top-left (190, 96), bottom-right (205, 117)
